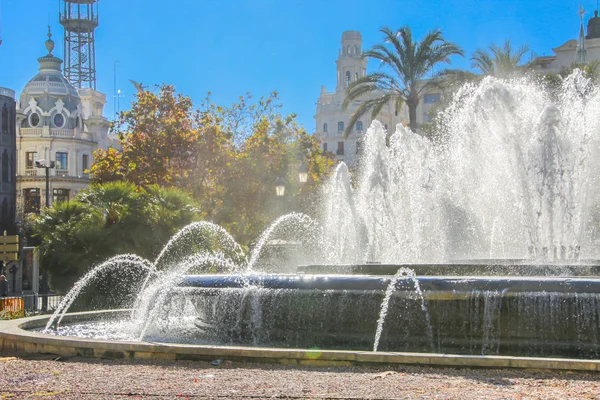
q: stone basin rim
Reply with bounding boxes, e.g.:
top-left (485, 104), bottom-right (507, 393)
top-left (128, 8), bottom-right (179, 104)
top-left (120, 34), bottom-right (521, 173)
top-left (1, 310), bottom-right (600, 372)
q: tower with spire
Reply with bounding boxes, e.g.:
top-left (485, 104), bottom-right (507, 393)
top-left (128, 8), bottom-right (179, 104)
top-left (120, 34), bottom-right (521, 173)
top-left (576, 4), bottom-right (588, 64)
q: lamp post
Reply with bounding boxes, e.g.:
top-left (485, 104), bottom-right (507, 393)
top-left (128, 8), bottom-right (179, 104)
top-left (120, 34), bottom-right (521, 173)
top-left (35, 160), bottom-right (55, 208)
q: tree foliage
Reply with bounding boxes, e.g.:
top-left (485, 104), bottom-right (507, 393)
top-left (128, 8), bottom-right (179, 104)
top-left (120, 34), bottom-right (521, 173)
top-left (33, 182), bottom-right (202, 293)
top-left (92, 86), bottom-right (335, 245)
top-left (343, 26), bottom-right (463, 135)
top-left (471, 39), bottom-right (532, 78)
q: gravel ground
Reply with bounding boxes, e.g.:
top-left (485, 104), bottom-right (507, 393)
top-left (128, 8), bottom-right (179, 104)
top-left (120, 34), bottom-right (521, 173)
top-left (0, 354), bottom-right (599, 399)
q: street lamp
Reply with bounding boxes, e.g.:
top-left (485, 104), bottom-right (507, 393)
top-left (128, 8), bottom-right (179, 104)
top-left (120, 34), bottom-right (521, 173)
top-left (274, 176), bottom-right (286, 196)
top-left (298, 163), bottom-right (308, 184)
top-left (35, 159), bottom-right (55, 208)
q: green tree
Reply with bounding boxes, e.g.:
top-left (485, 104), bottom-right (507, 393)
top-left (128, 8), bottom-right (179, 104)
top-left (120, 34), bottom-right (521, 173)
top-left (91, 85), bottom-right (199, 186)
top-left (91, 88), bottom-right (335, 246)
top-left (343, 26), bottom-right (463, 135)
top-left (33, 182), bottom-right (201, 294)
top-left (471, 39), bottom-right (532, 78)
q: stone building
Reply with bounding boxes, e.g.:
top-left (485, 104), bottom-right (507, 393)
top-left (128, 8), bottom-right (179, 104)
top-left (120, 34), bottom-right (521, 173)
top-left (16, 31), bottom-right (109, 214)
top-left (532, 8), bottom-right (600, 73)
top-left (314, 31), bottom-right (440, 167)
top-left (0, 87), bottom-right (17, 234)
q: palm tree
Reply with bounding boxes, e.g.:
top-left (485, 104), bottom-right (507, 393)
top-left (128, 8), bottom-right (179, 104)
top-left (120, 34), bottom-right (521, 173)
top-left (471, 39), bottom-right (531, 78)
top-left (343, 26), bottom-right (463, 135)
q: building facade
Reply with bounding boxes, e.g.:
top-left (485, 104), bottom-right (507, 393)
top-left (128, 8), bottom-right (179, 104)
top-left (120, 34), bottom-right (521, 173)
top-left (532, 9), bottom-right (600, 73)
top-left (0, 87), bottom-right (17, 234)
top-left (315, 31), bottom-right (405, 167)
top-left (314, 31), bottom-right (442, 166)
top-left (16, 33), bottom-right (109, 214)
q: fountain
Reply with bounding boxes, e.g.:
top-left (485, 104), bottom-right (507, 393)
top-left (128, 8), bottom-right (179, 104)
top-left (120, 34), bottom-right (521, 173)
top-left (2, 72), bottom-right (600, 369)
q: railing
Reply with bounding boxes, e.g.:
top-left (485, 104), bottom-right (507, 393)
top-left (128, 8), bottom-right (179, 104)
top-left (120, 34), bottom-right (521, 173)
top-left (55, 169), bottom-right (68, 177)
top-left (0, 293), bottom-right (64, 314)
top-left (20, 128), bottom-right (43, 136)
top-left (50, 128), bottom-right (75, 138)
top-left (24, 168), bottom-right (38, 177)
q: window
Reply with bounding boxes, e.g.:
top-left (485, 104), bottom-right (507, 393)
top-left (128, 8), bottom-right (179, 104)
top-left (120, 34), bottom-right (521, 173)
top-left (53, 188), bottom-right (70, 204)
top-left (345, 71), bottom-right (350, 87)
top-left (82, 154), bottom-right (89, 174)
top-left (356, 121), bottom-right (363, 132)
top-left (337, 141), bottom-right (344, 155)
top-left (323, 143), bottom-right (328, 153)
top-left (24, 188), bottom-right (40, 214)
top-left (323, 123), bottom-right (328, 133)
top-left (29, 113), bottom-right (40, 127)
top-left (384, 124), bottom-right (388, 130)
top-left (55, 152), bottom-right (68, 170)
top-left (53, 113), bottom-right (65, 128)
top-left (26, 152), bottom-right (38, 168)
top-left (355, 72), bottom-right (358, 82)
top-left (353, 45), bottom-right (358, 54)
top-left (2, 150), bottom-right (7, 183)
top-left (424, 93), bottom-right (441, 104)
top-left (1, 105), bottom-right (7, 135)
top-left (337, 121), bottom-right (344, 132)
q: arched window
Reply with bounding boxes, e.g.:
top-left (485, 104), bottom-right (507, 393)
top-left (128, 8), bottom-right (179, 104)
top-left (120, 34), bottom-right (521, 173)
top-left (353, 45), bottom-right (358, 54)
top-left (1, 105), bottom-right (7, 135)
top-left (1, 198), bottom-right (7, 226)
top-left (2, 150), bottom-right (8, 183)
top-left (323, 123), bottom-right (328, 133)
top-left (337, 121), bottom-right (344, 132)
top-left (347, 45), bottom-right (351, 54)
top-left (356, 121), bottom-right (363, 131)
top-left (345, 71), bottom-right (351, 87)
top-left (9, 109), bottom-right (14, 135)
top-left (355, 72), bottom-right (358, 82)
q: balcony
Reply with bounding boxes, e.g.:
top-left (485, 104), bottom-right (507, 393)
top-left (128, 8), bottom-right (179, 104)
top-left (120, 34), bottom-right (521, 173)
top-left (20, 127), bottom-right (94, 140)
top-left (24, 168), bottom-right (38, 177)
top-left (50, 129), bottom-right (75, 138)
top-left (55, 169), bottom-right (68, 177)
top-left (20, 128), bottom-right (43, 137)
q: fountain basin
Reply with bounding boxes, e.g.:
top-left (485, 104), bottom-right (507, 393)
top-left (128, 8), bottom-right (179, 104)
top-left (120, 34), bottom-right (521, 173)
top-left (2, 311), bottom-right (600, 371)
top-left (179, 273), bottom-right (600, 358)
top-left (297, 262), bottom-right (600, 277)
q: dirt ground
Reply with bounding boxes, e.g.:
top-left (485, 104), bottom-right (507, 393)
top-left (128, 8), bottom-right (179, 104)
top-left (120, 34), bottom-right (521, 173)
top-left (0, 354), bottom-right (599, 399)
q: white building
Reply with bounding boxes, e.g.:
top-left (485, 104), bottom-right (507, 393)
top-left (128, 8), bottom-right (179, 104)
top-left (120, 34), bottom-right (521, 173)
top-left (16, 32), bottom-right (109, 214)
top-left (532, 8), bottom-right (600, 73)
top-left (314, 31), bottom-right (442, 166)
top-left (315, 31), bottom-right (405, 167)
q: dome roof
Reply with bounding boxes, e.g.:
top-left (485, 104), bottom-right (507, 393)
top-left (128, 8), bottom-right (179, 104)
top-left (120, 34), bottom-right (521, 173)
top-left (20, 28), bottom-right (80, 106)
top-left (18, 29), bottom-right (82, 130)
top-left (20, 55), bottom-right (80, 101)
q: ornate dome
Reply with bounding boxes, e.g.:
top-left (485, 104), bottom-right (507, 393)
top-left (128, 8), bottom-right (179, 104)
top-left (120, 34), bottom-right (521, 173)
top-left (19, 29), bottom-right (82, 130)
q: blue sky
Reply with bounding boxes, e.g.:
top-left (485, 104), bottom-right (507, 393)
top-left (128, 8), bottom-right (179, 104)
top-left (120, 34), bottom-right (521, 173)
top-left (0, 0), bottom-right (595, 131)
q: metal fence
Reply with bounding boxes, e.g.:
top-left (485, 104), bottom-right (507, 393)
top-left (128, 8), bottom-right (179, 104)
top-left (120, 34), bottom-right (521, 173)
top-left (0, 294), bottom-right (64, 314)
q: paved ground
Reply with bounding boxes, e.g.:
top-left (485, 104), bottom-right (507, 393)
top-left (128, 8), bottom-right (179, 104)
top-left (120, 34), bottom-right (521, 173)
top-left (1, 354), bottom-right (599, 399)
